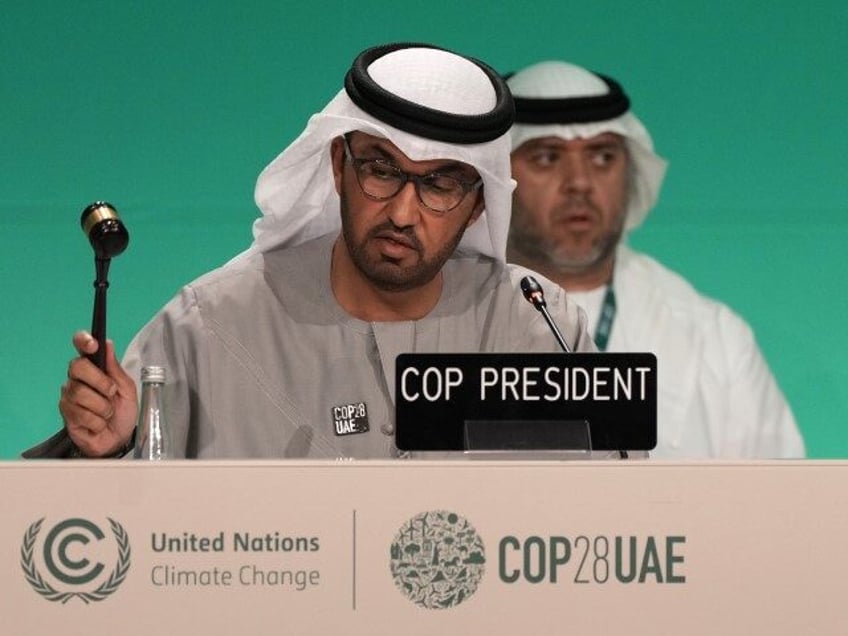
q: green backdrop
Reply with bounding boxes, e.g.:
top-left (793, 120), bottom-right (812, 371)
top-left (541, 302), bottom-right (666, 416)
top-left (2, 1), bottom-right (846, 458)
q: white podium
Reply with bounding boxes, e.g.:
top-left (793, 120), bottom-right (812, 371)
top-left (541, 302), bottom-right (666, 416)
top-left (2, 460), bottom-right (846, 635)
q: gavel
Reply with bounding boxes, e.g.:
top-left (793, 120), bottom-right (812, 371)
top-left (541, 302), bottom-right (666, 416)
top-left (80, 201), bottom-right (129, 370)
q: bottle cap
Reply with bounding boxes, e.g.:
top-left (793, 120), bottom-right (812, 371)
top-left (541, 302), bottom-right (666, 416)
top-left (141, 366), bottom-right (166, 383)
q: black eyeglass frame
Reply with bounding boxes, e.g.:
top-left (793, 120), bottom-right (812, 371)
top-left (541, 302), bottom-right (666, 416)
top-left (342, 134), bottom-right (483, 214)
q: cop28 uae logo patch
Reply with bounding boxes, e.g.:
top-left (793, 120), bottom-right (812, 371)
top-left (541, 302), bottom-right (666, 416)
top-left (20, 517), bottom-right (131, 604)
top-left (389, 510), bottom-right (485, 609)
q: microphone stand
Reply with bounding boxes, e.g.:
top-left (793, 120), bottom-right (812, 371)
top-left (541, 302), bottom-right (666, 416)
top-left (536, 303), bottom-right (571, 353)
top-left (520, 275), bottom-right (629, 459)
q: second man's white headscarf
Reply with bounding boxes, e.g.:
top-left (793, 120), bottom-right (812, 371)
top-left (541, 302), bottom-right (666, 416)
top-left (507, 61), bottom-right (667, 232)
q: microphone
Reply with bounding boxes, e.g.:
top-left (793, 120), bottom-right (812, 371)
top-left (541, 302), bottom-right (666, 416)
top-left (521, 276), bottom-right (632, 459)
top-left (520, 275), bottom-right (571, 353)
top-left (80, 202), bottom-right (130, 370)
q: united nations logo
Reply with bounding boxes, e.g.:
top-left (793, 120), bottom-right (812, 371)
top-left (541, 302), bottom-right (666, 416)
top-left (20, 517), bottom-right (131, 604)
top-left (390, 510), bottom-right (485, 609)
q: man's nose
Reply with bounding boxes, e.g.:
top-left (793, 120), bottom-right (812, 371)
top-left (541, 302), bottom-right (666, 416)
top-left (385, 180), bottom-right (422, 227)
top-left (558, 154), bottom-right (592, 193)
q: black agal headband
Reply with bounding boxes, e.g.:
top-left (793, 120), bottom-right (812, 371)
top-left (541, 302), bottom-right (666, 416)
top-left (344, 43), bottom-right (514, 144)
top-left (511, 73), bottom-right (630, 125)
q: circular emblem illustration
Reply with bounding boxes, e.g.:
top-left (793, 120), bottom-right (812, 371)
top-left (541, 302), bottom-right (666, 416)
top-left (20, 517), bottom-right (131, 604)
top-left (390, 510), bottom-right (485, 609)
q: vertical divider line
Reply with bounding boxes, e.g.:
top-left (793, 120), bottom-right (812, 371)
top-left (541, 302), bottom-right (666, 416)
top-left (352, 509), bottom-right (357, 611)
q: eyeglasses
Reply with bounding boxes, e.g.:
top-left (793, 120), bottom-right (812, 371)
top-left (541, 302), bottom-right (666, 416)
top-left (342, 135), bottom-right (483, 214)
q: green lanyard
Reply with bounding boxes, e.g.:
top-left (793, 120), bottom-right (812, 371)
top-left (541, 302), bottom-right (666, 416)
top-left (594, 286), bottom-right (617, 352)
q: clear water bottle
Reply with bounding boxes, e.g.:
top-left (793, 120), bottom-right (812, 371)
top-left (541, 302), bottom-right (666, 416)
top-left (133, 366), bottom-right (171, 460)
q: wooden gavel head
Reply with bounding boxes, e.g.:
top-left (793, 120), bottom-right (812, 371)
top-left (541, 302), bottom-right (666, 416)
top-left (81, 201), bottom-right (129, 260)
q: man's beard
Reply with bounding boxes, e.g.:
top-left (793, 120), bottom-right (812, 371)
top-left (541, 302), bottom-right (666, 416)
top-left (340, 190), bottom-right (469, 292)
top-left (509, 199), bottom-right (624, 275)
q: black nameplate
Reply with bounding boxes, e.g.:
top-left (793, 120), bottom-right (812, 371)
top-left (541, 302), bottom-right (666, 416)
top-left (395, 353), bottom-right (657, 451)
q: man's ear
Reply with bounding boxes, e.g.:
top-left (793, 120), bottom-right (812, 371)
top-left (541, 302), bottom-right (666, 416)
top-left (330, 136), bottom-right (345, 195)
top-left (465, 189), bottom-right (486, 228)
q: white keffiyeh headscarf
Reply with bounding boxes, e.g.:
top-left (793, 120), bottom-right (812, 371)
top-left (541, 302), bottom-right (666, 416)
top-left (246, 44), bottom-right (516, 263)
top-left (507, 61), bottom-right (667, 232)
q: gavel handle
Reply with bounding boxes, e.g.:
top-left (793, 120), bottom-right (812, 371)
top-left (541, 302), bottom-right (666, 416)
top-left (88, 257), bottom-right (111, 371)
